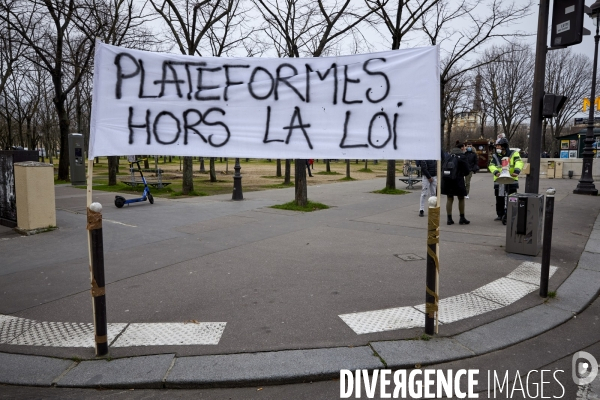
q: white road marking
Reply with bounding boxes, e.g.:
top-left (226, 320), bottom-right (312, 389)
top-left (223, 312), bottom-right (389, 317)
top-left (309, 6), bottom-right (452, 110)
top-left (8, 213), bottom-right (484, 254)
top-left (340, 262), bottom-right (558, 334)
top-left (102, 219), bottom-right (137, 227)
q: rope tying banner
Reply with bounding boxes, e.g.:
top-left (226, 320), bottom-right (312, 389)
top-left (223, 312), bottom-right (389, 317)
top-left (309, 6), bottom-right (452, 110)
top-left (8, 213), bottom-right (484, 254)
top-left (87, 208), bottom-right (102, 230)
top-left (427, 206), bottom-right (440, 274)
top-left (426, 206), bottom-right (440, 317)
top-left (95, 335), bottom-right (107, 344)
top-left (427, 207), bottom-right (440, 245)
top-left (425, 286), bottom-right (439, 314)
top-left (91, 278), bottom-right (105, 297)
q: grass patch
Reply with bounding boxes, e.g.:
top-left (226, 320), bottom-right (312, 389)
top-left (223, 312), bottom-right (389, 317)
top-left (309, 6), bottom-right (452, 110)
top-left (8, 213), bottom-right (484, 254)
top-left (74, 182), bottom-right (175, 196)
top-left (263, 182), bottom-right (294, 189)
top-left (358, 168), bottom-right (373, 173)
top-left (372, 188), bottom-right (409, 195)
top-left (54, 179), bottom-right (70, 185)
top-left (271, 200), bottom-right (329, 212)
top-left (199, 179), bottom-right (228, 183)
top-left (547, 291), bottom-right (557, 298)
top-left (170, 190), bottom-right (208, 197)
top-left (339, 176), bottom-right (356, 181)
top-left (315, 171), bottom-right (341, 175)
top-left (420, 334), bottom-right (431, 341)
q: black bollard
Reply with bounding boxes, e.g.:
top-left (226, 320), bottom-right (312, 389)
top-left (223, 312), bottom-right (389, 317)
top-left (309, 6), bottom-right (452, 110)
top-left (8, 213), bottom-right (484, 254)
top-left (87, 204), bottom-right (108, 356)
top-left (425, 199), bottom-right (440, 335)
top-left (232, 158), bottom-right (243, 201)
top-left (540, 188), bottom-right (556, 298)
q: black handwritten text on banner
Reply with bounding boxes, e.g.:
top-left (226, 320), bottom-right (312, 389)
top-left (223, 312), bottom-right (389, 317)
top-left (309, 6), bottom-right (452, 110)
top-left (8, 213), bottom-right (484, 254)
top-left (89, 41), bottom-right (440, 160)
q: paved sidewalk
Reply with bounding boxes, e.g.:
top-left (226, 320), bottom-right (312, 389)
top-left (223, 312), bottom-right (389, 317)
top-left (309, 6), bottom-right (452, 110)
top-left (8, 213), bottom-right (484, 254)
top-left (0, 175), bottom-right (598, 388)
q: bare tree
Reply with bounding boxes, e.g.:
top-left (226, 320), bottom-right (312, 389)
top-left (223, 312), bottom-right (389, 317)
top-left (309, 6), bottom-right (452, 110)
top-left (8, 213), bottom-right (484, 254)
top-left (419, 0), bottom-right (532, 148)
top-left (544, 48), bottom-right (593, 154)
top-left (478, 43), bottom-right (534, 143)
top-left (442, 70), bottom-right (472, 147)
top-left (366, 0), bottom-right (440, 189)
top-left (254, 0), bottom-right (376, 206)
top-left (76, 0), bottom-right (161, 185)
top-left (0, 1), bottom-right (28, 100)
top-left (149, 0), bottom-right (230, 192)
top-left (0, 0), bottom-right (97, 180)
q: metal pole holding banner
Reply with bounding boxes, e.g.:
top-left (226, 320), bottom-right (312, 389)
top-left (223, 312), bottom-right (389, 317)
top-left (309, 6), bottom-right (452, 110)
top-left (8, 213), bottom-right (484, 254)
top-left (86, 159), bottom-right (108, 356)
top-left (540, 188), bottom-right (556, 298)
top-left (88, 202), bottom-right (108, 355)
top-left (425, 196), bottom-right (440, 335)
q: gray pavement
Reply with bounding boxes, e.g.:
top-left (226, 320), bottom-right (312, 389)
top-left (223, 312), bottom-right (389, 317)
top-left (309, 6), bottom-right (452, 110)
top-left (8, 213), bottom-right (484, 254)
top-left (0, 174), bottom-right (599, 391)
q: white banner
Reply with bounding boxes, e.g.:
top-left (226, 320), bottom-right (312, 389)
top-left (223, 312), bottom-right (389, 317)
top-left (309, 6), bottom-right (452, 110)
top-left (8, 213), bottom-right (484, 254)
top-left (89, 41), bottom-right (440, 160)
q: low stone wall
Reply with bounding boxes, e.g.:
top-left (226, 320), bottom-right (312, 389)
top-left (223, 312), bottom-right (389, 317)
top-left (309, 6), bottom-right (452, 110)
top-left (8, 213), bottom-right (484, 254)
top-left (522, 158), bottom-right (600, 180)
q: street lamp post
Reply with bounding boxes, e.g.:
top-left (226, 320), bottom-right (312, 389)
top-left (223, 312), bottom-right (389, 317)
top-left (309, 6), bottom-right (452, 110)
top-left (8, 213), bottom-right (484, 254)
top-left (574, 0), bottom-right (600, 195)
top-left (232, 158), bottom-right (243, 200)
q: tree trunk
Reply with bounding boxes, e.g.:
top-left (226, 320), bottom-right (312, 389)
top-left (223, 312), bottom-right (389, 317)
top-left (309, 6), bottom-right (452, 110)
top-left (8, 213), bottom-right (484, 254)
top-left (346, 159), bottom-right (350, 178)
top-left (200, 157), bottom-right (205, 172)
top-left (284, 159), bottom-right (291, 184)
top-left (108, 156), bottom-right (118, 186)
top-left (209, 157), bottom-right (217, 182)
top-left (276, 159), bottom-right (281, 177)
top-left (294, 159), bottom-right (307, 206)
top-left (386, 160), bottom-right (396, 189)
top-left (182, 156), bottom-right (194, 194)
top-left (326, 159), bottom-right (331, 172)
top-left (364, 159), bottom-right (368, 170)
top-left (56, 103), bottom-right (70, 181)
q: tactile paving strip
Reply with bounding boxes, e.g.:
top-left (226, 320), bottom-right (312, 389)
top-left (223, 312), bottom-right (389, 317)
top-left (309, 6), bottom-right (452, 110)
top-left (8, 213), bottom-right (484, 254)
top-left (110, 322), bottom-right (227, 347)
top-left (414, 293), bottom-right (504, 324)
top-left (0, 315), bottom-right (38, 344)
top-left (10, 322), bottom-right (127, 347)
top-left (507, 262), bottom-right (557, 285)
top-left (472, 277), bottom-right (538, 306)
top-left (341, 261), bottom-right (560, 334)
top-left (339, 307), bottom-right (426, 334)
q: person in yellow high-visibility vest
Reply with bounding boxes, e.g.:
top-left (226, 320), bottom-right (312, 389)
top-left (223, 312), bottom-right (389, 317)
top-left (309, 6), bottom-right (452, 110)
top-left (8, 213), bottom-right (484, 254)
top-left (488, 138), bottom-right (524, 222)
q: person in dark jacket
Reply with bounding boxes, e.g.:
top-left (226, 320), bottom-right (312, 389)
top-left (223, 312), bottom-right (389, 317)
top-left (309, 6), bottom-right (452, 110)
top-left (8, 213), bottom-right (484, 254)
top-left (416, 160), bottom-right (437, 217)
top-left (441, 142), bottom-right (471, 225)
top-left (464, 142), bottom-right (479, 197)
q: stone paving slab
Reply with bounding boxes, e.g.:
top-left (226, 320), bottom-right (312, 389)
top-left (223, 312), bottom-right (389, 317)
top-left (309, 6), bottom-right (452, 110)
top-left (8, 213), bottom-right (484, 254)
top-left (371, 338), bottom-right (474, 369)
top-left (584, 238), bottom-right (600, 253)
top-left (165, 347), bottom-right (383, 388)
top-left (56, 354), bottom-right (175, 388)
top-left (453, 304), bottom-right (573, 355)
top-left (550, 268), bottom-right (600, 313)
top-left (0, 352), bottom-right (74, 386)
top-left (578, 251), bottom-right (600, 272)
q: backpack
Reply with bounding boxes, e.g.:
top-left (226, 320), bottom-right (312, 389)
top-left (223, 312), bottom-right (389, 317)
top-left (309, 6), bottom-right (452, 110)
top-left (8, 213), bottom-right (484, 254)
top-left (442, 154), bottom-right (459, 180)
